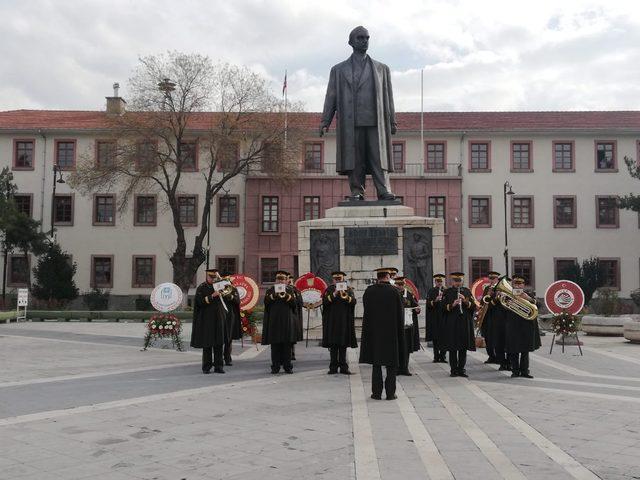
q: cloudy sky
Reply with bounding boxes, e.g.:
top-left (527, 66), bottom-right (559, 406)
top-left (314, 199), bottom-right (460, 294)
top-left (2, 0), bottom-right (640, 112)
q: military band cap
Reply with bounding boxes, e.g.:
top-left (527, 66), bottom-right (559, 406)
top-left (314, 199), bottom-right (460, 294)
top-left (487, 271), bottom-right (501, 277)
top-left (389, 267), bottom-right (399, 273)
top-left (331, 271), bottom-right (347, 277)
top-left (433, 273), bottom-right (446, 279)
top-left (374, 267), bottom-right (393, 274)
top-left (512, 275), bottom-right (526, 283)
top-left (205, 268), bottom-right (219, 275)
top-left (275, 270), bottom-right (289, 276)
top-left (450, 272), bottom-right (465, 279)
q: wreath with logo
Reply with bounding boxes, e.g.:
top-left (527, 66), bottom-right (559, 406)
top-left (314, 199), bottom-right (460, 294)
top-left (551, 311), bottom-right (580, 336)
top-left (143, 313), bottom-right (184, 351)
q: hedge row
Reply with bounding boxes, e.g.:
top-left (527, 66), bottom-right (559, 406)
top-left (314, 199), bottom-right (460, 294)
top-left (25, 310), bottom-right (194, 322)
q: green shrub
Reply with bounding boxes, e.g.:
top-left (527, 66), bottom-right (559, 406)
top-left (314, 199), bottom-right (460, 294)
top-left (83, 288), bottom-right (110, 311)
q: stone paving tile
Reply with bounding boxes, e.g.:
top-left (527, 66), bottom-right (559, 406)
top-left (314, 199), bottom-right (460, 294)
top-left (3, 324), bottom-right (640, 479)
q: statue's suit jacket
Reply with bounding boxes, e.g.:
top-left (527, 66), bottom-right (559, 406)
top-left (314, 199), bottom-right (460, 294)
top-left (321, 55), bottom-right (397, 174)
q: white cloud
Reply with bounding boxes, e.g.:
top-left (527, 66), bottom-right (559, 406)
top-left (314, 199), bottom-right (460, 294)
top-left (1, 0), bottom-right (640, 112)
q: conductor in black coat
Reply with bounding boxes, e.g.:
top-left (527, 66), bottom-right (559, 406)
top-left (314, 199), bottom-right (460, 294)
top-left (359, 267), bottom-right (405, 400)
top-left (321, 271), bottom-right (357, 374)
top-left (426, 273), bottom-right (447, 363)
top-left (190, 269), bottom-right (229, 374)
top-left (442, 272), bottom-right (476, 377)
top-left (221, 276), bottom-right (242, 366)
top-left (262, 271), bottom-right (298, 374)
top-left (395, 277), bottom-right (420, 376)
top-left (505, 276), bottom-right (542, 378)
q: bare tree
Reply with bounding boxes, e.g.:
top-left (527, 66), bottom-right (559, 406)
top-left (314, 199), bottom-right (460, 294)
top-left (69, 52), bottom-right (303, 301)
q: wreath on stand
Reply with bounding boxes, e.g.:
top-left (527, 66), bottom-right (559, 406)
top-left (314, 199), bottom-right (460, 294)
top-left (551, 311), bottom-right (580, 336)
top-left (143, 313), bottom-right (184, 351)
top-left (240, 309), bottom-right (260, 345)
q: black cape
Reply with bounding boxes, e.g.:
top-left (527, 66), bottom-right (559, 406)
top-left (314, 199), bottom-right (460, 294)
top-left (441, 286), bottom-right (476, 351)
top-left (359, 282), bottom-right (405, 367)
top-left (190, 282), bottom-right (228, 348)
top-left (223, 287), bottom-right (242, 340)
top-left (291, 286), bottom-right (304, 341)
top-left (401, 289), bottom-right (421, 352)
top-left (480, 285), bottom-right (507, 351)
top-left (425, 286), bottom-right (446, 344)
top-left (261, 286), bottom-right (298, 345)
top-left (321, 284), bottom-right (358, 348)
top-left (505, 291), bottom-right (542, 353)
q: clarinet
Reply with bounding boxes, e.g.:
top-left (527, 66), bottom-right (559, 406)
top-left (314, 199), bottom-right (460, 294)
top-left (458, 286), bottom-right (463, 314)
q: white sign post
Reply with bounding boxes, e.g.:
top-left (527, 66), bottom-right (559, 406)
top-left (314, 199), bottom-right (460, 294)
top-left (16, 288), bottom-right (28, 322)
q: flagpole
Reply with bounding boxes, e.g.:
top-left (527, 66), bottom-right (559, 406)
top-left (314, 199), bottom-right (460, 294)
top-left (421, 69), bottom-right (424, 164)
top-left (283, 70), bottom-right (288, 148)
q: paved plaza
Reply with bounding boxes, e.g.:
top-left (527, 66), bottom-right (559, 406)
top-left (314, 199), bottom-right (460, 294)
top-left (0, 322), bottom-right (639, 479)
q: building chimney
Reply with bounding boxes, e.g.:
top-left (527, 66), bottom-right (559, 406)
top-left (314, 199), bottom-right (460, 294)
top-left (106, 82), bottom-right (126, 115)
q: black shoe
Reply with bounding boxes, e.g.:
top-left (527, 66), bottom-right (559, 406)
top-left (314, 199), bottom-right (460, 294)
top-left (521, 372), bottom-right (534, 379)
top-left (203, 369), bottom-right (211, 374)
top-left (339, 368), bottom-right (352, 375)
top-left (386, 394), bottom-right (398, 400)
top-left (348, 194), bottom-right (364, 201)
top-left (378, 192), bottom-right (396, 201)
top-left (224, 360), bottom-right (233, 366)
top-left (271, 367), bottom-right (280, 374)
top-left (284, 368), bottom-right (293, 374)
top-left (398, 370), bottom-right (412, 376)
top-left (213, 367), bottom-right (225, 374)
top-left (458, 370), bottom-right (469, 378)
top-left (371, 394), bottom-right (382, 400)
top-left (498, 363), bottom-right (510, 371)
top-left (511, 371), bottom-right (520, 378)
top-left (328, 369), bottom-right (338, 375)
top-left (450, 371), bottom-right (457, 377)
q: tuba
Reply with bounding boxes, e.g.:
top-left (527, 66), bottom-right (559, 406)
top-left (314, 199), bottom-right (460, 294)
top-left (494, 277), bottom-right (538, 321)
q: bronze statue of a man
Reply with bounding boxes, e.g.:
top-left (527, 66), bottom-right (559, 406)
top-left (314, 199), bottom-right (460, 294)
top-left (320, 26), bottom-right (397, 201)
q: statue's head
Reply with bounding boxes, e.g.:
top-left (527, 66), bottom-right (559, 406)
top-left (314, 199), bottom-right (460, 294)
top-left (348, 26), bottom-right (369, 53)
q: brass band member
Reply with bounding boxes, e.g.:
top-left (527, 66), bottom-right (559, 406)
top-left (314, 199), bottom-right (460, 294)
top-left (395, 276), bottom-right (420, 376)
top-left (288, 273), bottom-right (304, 361)
top-left (505, 276), bottom-right (541, 378)
top-left (190, 269), bottom-right (229, 374)
top-left (426, 273), bottom-right (447, 363)
top-left (222, 274), bottom-right (242, 367)
top-left (321, 271), bottom-right (357, 374)
top-left (442, 272), bottom-right (476, 377)
top-left (481, 271), bottom-right (509, 370)
top-left (360, 267), bottom-right (405, 400)
top-left (262, 270), bottom-right (298, 374)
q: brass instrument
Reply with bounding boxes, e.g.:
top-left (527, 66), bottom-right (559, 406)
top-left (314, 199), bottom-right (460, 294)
top-left (475, 293), bottom-right (493, 329)
top-left (494, 276), bottom-right (538, 321)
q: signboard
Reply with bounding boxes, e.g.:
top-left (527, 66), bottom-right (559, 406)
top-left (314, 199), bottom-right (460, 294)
top-left (230, 274), bottom-right (259, 311)
top-left (17, 288), bottom-right (29, 307)
top-left (544, 280), bottom-right (585, 315)
top-left (150, 283), bottom-right (183, 312)
top-left (295, 272), bottom-right (328, 309)
top-left (471, 277), bottom-right (491, 301)
top-left (344, 227), bottom-right (398, 256)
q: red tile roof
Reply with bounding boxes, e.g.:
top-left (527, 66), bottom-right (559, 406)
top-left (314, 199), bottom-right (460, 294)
top-left (2, 109), bottom-right (640, 132)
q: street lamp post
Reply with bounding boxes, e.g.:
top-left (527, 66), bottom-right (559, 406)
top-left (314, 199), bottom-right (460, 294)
top-left (503, 180), bottom-right (515, 277)
top-left (50, 164), bottom-right (65, 236)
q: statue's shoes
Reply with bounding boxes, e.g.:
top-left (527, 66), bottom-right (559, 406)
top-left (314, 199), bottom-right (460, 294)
top-left (378, 192), bottom-right (396, 200)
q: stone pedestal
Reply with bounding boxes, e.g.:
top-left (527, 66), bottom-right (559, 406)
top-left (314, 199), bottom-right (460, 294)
top-left (298, 204), bottom-right (445, 317)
